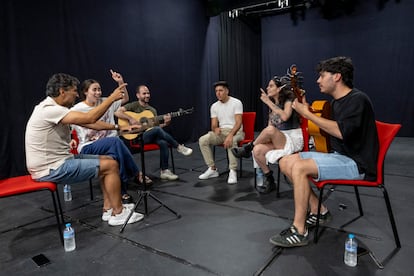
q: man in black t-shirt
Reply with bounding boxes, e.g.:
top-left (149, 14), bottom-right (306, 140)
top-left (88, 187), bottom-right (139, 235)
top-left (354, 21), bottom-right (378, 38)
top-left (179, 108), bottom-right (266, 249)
top-left (269, 57), bottom-right (379, 248)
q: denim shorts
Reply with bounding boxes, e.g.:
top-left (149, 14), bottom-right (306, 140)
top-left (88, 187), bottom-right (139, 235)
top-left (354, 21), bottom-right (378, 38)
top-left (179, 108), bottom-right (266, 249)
top-left (299, 151), bottom-right (364, 181)
top-left (36, 154), bottom-right (100, 185)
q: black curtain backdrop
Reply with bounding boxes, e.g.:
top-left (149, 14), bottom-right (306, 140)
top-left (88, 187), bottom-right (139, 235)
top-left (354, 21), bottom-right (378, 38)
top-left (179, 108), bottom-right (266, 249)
top-left (1, 0), bottom-right (212, 178)
top-left (260, 0), bottom-right (414, 137)
top-left (218, 14), bottom-right (264, 128)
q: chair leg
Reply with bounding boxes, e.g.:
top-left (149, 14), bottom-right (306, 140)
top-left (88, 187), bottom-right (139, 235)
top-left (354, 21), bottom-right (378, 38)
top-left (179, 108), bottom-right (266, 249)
top-left (51, 190), bottom-right (64, 246)
top-left (169, 147), bottom-right (176, 174)
top-left (254, 168), bottom-right (257, 189)
top-left (276, 164), bottom-right (281, 198)
top-left (89, 178), bottom-right (94, 200)
top-left (225, 149), bottom-right (230, 169)
top-left (381, 186), bottom-right (401, 248)
top-left (55, 188), bottom-right (65, 226)
top-left (314, 187), bottom-right (325, 243)
top-left (239, 157), bottom-right (243, 177)
top-left (353, 186), bottom-right (363, 216)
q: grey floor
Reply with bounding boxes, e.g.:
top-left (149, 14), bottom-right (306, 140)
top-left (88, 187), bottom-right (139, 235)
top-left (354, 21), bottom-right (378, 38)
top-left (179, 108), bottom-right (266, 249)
top-left (1, 137), bottom-right (413, 276)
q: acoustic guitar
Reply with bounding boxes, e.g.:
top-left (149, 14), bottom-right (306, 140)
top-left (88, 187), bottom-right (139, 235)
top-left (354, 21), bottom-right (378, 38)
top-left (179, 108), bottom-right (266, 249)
top-left (308, 100), bottom-right (331, 153)
top-left (288, 66), bottom-right (331, 152)
top-left (118, 107), bottom-right (194, 140)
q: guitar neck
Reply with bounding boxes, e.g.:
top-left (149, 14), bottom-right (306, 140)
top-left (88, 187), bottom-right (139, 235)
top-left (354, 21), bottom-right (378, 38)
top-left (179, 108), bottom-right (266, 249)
top-left (157, 111), bottom-right (180, 119)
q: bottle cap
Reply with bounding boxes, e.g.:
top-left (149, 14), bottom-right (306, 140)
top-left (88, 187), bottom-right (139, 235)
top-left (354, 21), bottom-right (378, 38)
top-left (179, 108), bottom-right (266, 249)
top-left (348, 233), bottom-right (354, 239)
top-left (66, 223), bottom-right (71, 227)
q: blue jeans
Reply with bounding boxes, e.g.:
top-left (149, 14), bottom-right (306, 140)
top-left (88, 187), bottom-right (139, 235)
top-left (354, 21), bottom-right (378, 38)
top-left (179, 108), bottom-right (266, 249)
top-left (81, 137), bottom-right (140, 194)
top-left (299, 151), bottom-right (364, 181)
top-left (142, 127), bottom-right (178, 170)
top-left (37, 154), bottom-right (100, 184)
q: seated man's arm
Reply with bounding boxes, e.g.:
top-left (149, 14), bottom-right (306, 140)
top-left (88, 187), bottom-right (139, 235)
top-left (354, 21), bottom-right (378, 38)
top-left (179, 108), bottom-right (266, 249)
top-left (115, 106), bottom-right (139, 125)
top-left (211, 117), bottom-right (220, 135)
top-left (223, 113), bottom-right (242, 148)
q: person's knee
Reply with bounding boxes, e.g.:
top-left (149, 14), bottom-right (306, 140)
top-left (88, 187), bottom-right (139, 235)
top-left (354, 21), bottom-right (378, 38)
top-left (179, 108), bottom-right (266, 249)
top-left (252, 145), bottom-right (265, 158)
top-left (291, 159), bottom-right (309, 178)
top-left (100, 159), bottom-right (119, 173)
top-left (279, 154), bottom-right (299, 175)
top-left (158, 139), bottom-right (168, 147)
top-left (199, 133), bottom-right (209, 146)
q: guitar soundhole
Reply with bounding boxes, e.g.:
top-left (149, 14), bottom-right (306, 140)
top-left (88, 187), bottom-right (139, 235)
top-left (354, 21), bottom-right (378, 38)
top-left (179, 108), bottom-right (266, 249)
top-left (140, 117), bottom-right (149, 125)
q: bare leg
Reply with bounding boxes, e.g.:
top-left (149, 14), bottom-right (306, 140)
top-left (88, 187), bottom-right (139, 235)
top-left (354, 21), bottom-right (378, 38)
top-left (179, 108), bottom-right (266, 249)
top-left (253, 143), bottom-right (274, 174)
top-left (98, 158), bottom-right (123, 214)
top-left (279, 154), bottom-right (319, 234)
top-left (253, 126), bottom-right (287, 174)
top-left (254, 126), bottom-right (286, 149)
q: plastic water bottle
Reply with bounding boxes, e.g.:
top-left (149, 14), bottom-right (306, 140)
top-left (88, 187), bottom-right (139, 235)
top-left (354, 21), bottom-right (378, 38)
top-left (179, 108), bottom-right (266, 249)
top-left (344, 233), bottom-right (358, 267)
top-left (63, 223), bottom-right (76, 252)
top-left (63, 184), bottom-right (72, 201)
top-left (256, 168), bottom-right (264, 187)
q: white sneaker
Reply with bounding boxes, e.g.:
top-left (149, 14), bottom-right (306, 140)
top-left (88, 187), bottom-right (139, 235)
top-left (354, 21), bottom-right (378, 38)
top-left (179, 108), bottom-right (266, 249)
top-left (108, 207), bottom-right (144, 226)
top-left (160, 169), bottom-right (179, 180)
top-left (102, 204), bottom-right (136, 221)
top-left (227, 169), bottom-right (237, 184)
top-left (177, 144), bottom-right (193, 156)
top-left (199, 167), bottom-right (219, 180)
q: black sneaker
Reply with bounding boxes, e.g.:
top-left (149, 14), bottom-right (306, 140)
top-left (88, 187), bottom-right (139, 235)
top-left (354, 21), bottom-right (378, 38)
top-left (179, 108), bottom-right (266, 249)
top-left (231, 142), bottom-right (253, 158)
top-left (256, 172), bottom-right (276, 194)
top-left (269, 225), bottom-right (309, 248)
top-left (305, 210), bottom-right (332, 229)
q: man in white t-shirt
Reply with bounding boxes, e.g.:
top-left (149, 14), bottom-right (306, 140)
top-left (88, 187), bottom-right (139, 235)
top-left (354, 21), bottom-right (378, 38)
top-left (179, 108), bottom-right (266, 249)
top-left (198, 81), bottom-right (245, 184)
top-left (25, 73), bottom-right (143, 226)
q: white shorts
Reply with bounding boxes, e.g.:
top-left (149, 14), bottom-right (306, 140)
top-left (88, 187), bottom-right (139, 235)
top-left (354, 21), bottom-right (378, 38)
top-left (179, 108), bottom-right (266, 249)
top-left (253, 128), bottom-right (304, 167)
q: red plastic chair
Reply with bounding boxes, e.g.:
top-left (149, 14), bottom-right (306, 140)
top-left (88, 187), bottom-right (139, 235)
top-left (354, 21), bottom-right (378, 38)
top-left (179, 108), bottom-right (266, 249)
top-left (214, 112), bottom-right (256, 177)
top-left (311, 121), bottom-right (401, 252)
top-left (0, 175), bottom-right (65, 245)
top-left (129, 141), bottom-right (175, 174)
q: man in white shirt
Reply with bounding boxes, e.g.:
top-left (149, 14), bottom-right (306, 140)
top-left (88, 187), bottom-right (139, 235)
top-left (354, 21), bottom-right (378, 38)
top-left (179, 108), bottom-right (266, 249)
top-left (198, 81), bottom-right (244, 184)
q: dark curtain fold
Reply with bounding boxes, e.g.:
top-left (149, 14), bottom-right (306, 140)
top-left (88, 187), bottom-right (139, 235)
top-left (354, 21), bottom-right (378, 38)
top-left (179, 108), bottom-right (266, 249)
top-left (218, 14), bottom-right (264, 129)
top-left (0, 0), bottom-right (210, 178)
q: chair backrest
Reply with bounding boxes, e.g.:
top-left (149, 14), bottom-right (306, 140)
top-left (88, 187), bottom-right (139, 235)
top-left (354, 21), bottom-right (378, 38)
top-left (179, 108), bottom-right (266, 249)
top-left (300, 117), bottom-right (309, 152)
top-left (70, 129), bottom-right (79, 154)
top-left (242, 112), bottom-right (256, 141)
top-left (375, 120), bottom-right (401, 184)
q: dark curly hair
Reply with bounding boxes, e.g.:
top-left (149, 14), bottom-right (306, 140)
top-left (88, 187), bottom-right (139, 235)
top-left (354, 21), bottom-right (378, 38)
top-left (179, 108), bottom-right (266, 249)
top-left (272, 76), bottom-right (295, 105)
top-left (316, 56), bottom-right (354, 88)
top-left (46, 73), bottom-right (79, 97)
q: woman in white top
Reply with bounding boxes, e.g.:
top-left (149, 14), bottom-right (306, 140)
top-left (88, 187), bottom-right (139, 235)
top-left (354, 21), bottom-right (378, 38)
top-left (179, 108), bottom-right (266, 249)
top-left (71, 70), bottom-right (151, 203)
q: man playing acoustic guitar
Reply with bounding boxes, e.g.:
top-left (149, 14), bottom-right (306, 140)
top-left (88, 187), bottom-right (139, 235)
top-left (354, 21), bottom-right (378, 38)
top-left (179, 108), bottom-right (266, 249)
top-left (115, 85), bottom-right (192, 181)
top-left (269, 56), bottom-right (379, 248)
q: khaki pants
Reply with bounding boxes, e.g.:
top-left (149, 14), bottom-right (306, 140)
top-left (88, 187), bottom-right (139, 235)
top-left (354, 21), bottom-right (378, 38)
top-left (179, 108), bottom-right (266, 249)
top-left (198, 128), bottom-right (245, 170)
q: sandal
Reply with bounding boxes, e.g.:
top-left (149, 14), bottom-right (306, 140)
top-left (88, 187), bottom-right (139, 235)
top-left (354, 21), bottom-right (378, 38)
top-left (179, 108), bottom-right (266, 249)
top-left (122, 193), bottom-right (134, 204)
top-left (137, 173), bottom-right (153, 185)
